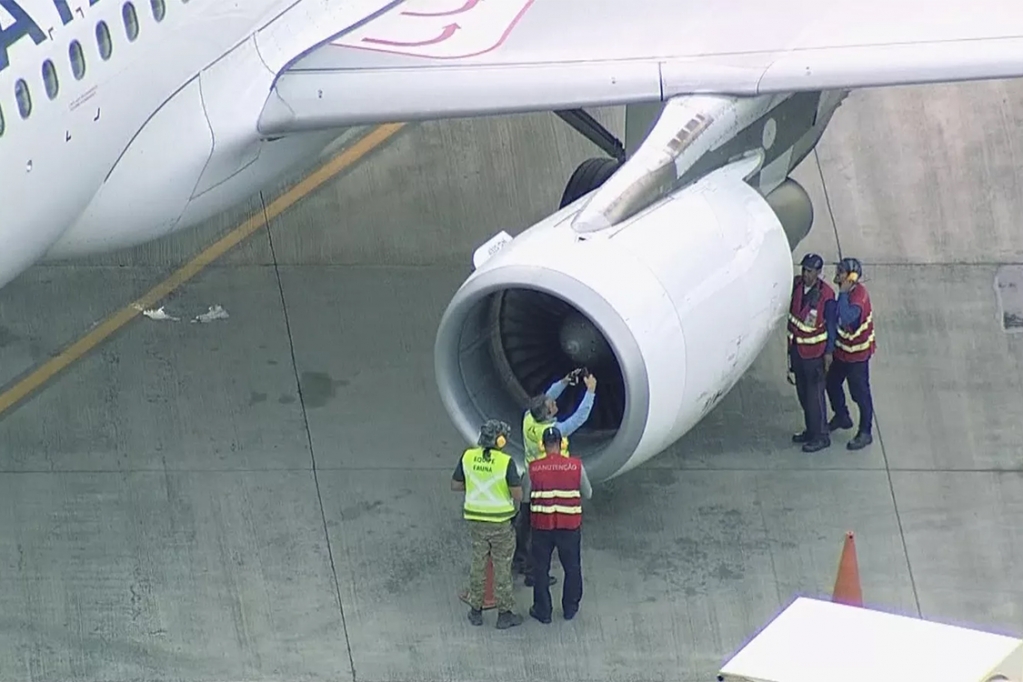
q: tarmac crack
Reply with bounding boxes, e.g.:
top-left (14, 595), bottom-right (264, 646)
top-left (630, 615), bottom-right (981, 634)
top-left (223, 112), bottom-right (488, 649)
top-left (261, 191), bottom-right (358, 682)
top-left (814, 149), bottom-right (923, 618)
top-left (813, 147), bottom-right (845, 260)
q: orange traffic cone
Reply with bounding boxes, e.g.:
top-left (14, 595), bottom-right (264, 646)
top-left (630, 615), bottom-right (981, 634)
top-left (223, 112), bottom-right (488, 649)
top-left (832, 531), bottom-right (863, 607)
top-left (459, 554), bottom-right (498, 610)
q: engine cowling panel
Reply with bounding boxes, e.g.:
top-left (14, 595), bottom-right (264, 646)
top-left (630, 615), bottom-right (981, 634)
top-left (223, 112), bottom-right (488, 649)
top-left (435, 161), bottom-right (796, 483)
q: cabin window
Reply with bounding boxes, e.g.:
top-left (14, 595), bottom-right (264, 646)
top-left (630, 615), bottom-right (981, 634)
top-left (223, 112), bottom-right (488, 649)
top-left (150, 0), bottom-right (165, 21)
top-left (123, 3), bottom-right (139, 41)
top-left (96, 21), bottom-right (113, 60)
top-left (15, 79), bottom-right (32, 119)
top-left (0, 104), bottom-right (5, 137)
top-left (42, 60), bottom-right (59, 100)
top-left (69, 40), bottom-right (86, 80)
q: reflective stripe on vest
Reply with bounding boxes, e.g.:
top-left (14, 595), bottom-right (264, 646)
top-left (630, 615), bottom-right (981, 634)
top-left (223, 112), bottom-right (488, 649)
top-left (461, 447), bottom-right (515, 523)
top-left (835, 286), bottom-right (876, 361)
top-left (787, 278), bottom-right (834, 356)
top-left (522, 412), bottom-right (568, 465)
top-left (836, 312), bottom-right (874, 351)
top-left (528, 456), bottom-right (583, 530)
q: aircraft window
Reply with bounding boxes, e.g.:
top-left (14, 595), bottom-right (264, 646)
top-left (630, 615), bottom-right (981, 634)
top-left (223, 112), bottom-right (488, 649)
top-left (15, 79), bottom-right (32, 119)
top-left (69, 40), bottom-right (86, 80)
top-left (96, 21), bottom-right (113, 60)
top-left (150, 0), bottom-right (165, 20)
top-left (123, 3), bottom-right (139, 41)
top-left (0, 104), bottom-right (5, 137)
top-left (42, 60), bottom-right (59, 100)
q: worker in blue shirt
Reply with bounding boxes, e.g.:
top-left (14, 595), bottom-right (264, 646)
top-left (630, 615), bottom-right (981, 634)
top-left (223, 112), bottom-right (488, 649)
top-left (826, 258), bottom-right (877, 450)
top-left (513, 368), bottom-right (596, 584)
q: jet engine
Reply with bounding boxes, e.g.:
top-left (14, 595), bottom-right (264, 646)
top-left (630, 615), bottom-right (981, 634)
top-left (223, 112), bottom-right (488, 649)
top-left (435, 159), bottom-right (805, 483)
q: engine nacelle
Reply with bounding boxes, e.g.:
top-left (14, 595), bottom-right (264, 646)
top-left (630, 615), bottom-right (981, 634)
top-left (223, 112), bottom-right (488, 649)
top-left (435, 159), bottom-right (798, 483)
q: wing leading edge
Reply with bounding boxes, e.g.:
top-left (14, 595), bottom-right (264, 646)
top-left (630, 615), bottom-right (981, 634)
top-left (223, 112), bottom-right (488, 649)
top-left (258, 0), bottom-right (1023, 134)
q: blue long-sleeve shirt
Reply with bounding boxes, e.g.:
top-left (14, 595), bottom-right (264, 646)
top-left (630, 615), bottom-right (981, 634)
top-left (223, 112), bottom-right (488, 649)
top-left (544, 378), bottom-right (595, 437)
top-left (836, 290), bottom-right (862, 330)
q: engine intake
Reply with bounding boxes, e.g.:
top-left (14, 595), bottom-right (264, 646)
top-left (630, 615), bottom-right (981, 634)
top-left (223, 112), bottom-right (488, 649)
top-left (492, 289), bottom-right (626, 432)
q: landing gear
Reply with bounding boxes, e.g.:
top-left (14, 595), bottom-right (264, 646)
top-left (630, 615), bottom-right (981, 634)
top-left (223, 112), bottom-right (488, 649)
top-left (554, 109), bottom-right (626, 208)
top-left (559, 157), bottom-right (622, 208)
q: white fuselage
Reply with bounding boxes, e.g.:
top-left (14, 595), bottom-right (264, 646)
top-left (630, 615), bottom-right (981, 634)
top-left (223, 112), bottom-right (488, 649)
top-left (0, 0), bottom-right (396, 288)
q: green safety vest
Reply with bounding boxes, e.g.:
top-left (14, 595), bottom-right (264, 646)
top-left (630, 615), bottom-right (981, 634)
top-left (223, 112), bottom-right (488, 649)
top-left (522, 412), bottom-right (568, 465)
top-left (461, 447), bottom-right (516, 523)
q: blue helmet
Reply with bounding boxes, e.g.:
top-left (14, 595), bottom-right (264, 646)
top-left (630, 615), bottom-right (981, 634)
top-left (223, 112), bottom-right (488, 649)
top-left (837, 257), bottom-right (863, 278)
top-left (542, 426), bottom-right (562, 445)
top-left (800, 253), bottom-right (824, 271)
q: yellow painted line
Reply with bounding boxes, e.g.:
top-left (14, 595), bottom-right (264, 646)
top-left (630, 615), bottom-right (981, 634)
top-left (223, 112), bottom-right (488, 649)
top-left (0, 122), bottom-right (406, 416)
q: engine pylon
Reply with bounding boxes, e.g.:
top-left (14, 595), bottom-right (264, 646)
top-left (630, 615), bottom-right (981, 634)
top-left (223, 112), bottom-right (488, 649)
top-left (832, 531), bottom-right (863, 607)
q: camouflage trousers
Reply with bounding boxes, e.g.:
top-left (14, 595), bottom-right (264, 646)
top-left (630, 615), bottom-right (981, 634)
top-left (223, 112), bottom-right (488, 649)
top-left (466, 519), bottom-right (515, 612)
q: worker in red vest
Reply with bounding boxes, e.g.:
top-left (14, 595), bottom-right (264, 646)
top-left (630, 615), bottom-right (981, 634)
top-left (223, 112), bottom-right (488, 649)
top-left (527, 426), bottom-right (591, 624)
top-left (826, 257), bottom-right (876, 450)
top-left (787, 253), bottom-right (838, 452)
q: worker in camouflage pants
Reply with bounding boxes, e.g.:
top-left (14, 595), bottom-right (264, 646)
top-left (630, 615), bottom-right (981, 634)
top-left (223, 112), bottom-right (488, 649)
top-left (468, 520), bottom-right (517, 616)
top-left (452, 419), bottom-right (524, 629)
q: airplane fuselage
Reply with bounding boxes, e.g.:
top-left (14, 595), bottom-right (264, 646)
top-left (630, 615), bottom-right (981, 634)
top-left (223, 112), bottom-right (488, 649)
top-left (0, 0), bottom-right (402, 288)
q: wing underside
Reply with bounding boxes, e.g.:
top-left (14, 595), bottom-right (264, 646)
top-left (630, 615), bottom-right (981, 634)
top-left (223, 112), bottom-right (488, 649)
top-left (258, 0), bottom-right (1023, 134)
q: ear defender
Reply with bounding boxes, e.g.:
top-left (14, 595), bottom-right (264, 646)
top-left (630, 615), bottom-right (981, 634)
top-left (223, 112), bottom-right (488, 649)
top-left (496, 434), bottom-right (507, 449)
top-left (561, 437), bottom-right (568, 450)
top-left (848, 272), bottom-right (859, 282)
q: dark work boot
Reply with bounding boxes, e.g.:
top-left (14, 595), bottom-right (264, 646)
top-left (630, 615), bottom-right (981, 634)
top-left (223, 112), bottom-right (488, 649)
top-left (802, 437), bottom-right (831, 453)
top-left (792, 431), bottom-right (810, 444)
top-left (847, 432), bottom-right (873, 450)
top-left (828, 414), bottom-right (854, 431)
top-left (525, 575), bottom-right (557, 588)
top-left (495, 610), bottom-right (523, 629)
top-left (529, 606), bottom-right (551, 624)
top-left (467, 608), bottom-right (483, 626)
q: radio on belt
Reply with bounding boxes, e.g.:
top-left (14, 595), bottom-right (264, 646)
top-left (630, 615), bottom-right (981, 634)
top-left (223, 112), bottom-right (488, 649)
top-left (717, 597), bottom-right (1023, 682)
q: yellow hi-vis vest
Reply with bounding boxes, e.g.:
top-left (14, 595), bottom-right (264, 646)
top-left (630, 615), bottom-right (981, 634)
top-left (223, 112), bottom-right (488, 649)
top-left (461, 447), bottom-right (516, 523)
top-left (522, 412), bottom-right (568, 464)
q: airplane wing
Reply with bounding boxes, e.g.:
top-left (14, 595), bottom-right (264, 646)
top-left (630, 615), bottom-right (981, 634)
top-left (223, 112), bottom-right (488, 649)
top-left (257, 0), bottom-right (1023, 134)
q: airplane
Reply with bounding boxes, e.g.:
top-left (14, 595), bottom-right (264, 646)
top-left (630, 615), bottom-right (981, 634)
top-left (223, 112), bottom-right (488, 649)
top-left (3, 0), bottom-right (1023, 484)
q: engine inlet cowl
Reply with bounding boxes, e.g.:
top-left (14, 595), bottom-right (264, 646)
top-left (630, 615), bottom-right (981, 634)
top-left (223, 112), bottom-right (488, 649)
top-left (435, 160), bottom-right (797, 483)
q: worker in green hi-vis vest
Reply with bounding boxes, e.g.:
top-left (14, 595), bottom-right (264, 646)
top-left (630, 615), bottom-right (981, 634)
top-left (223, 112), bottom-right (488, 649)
top-left (514, 368), bottom-right (596, 585)
top-left (452, 419), bottom-right (525, 630)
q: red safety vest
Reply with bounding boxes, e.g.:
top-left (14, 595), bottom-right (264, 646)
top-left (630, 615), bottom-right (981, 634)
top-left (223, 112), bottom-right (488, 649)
top-left (528, 454), bottom-right (584, 531)
top-left (835, 284), bottom-right (876, 363)
top-left (787, 277), bottom-right (835, 359)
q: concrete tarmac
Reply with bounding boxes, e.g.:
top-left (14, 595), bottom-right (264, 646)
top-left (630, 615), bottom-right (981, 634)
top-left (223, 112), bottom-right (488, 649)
top-left (1, 82), bottom-right (1023, 682)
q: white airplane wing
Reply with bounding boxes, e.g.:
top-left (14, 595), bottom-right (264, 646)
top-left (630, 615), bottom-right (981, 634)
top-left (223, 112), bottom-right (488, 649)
top-left (258, 0), bottom-right (1023, 134)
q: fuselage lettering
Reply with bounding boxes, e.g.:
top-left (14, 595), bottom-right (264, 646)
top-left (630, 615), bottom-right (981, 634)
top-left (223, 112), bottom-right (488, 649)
top-left (0, 0), bottom-right (103, 72)
top-left (0, 0), bottom-right (46, 71)
top-left (52, 0), bottom-right (72, 25)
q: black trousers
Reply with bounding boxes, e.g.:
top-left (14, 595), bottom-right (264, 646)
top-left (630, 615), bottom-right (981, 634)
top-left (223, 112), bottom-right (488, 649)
top-left (826, 358), bottom-right (874, 435)
top-left (512, 507), bottom-right (532, 572)
top-left (531, 527), bottom-right (582, 619)
top-left (792, 350), bottom-right (827, 439)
